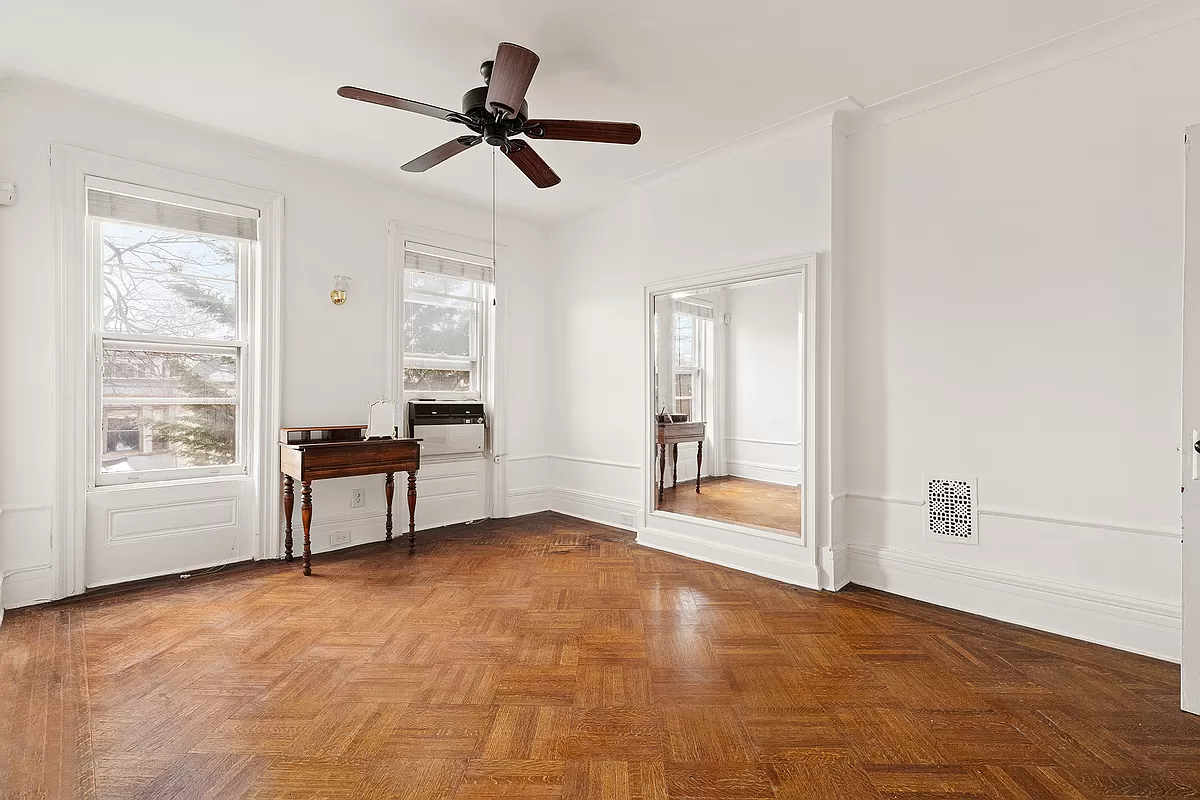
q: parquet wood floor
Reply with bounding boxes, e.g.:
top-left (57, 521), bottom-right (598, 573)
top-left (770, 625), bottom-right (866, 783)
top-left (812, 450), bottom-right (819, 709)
top-left (657, 477), bottom-right (801, 536)
top-left (2, 511), bottom-right (1198, 799)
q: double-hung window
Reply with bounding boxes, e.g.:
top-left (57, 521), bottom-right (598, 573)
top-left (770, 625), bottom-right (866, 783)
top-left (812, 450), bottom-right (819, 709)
top-left (87, 184), bottom-right (257, 484)
top-left (672, 299), bottom-right (712, 420)
top-left (402, 247), bottom-right (493, 398)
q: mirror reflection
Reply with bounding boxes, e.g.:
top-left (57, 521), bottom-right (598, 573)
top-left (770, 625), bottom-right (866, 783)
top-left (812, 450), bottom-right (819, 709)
top-left (652, 273), bottom-right (803, 536)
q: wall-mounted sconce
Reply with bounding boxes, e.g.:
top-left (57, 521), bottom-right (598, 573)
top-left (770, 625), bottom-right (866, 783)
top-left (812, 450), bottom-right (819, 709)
top-left (330, 275), bottom-right (350, 305)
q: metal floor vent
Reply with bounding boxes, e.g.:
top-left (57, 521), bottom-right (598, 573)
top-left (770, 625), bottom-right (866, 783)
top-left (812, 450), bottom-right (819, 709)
top-left (925, 475), bottom-right (978, 544)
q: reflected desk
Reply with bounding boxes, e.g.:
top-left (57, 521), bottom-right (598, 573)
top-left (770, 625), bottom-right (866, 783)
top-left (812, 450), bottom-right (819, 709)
top-left (656, 421), bottom-right (706, 504)
top-left (279, 426), bottom-right (421, 575)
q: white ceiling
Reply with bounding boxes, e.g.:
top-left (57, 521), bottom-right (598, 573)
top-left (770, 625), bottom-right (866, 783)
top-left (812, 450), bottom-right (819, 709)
top-left (0, 0), bottom-right (1150, 220)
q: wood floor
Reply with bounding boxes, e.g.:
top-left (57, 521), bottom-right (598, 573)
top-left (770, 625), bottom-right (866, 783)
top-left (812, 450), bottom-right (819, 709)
top-left (657, 476), bottom-right (801, 535)
top-left (2, 511), bottom-right (1198, 799)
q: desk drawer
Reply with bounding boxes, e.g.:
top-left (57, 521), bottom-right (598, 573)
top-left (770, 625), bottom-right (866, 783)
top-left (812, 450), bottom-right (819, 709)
top-left (283, 440), bottom-right (421, 481)
top-left (658, 423), bottom-right (706, 443)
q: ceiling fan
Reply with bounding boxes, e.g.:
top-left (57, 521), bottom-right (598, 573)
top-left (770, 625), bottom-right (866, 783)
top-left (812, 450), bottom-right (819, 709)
top-left (337, 42), bottom-right (641, 189)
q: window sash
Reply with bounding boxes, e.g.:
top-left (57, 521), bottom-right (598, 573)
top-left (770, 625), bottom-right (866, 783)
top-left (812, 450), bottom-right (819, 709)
top-left (401, 264), bottom-right (485, 397)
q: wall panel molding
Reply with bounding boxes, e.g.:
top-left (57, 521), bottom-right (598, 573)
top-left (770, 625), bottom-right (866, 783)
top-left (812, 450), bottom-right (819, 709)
top-left (840, 491), bottom-right (1180, 539)
top-left (550, 454), bottom-right (642, 471)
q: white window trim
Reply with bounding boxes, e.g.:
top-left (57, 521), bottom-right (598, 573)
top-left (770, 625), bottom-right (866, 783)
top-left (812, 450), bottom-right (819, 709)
top-left (52, 145), bottom-right (283, 600)
top-left (387, 221), bottom-right (509, 514)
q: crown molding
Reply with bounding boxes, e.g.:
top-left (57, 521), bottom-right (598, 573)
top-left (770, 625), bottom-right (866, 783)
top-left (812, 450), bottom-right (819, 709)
top-left (626, 96), bottom-right (863, 193)
top-left (841, 0), bottom-right (1200, 136)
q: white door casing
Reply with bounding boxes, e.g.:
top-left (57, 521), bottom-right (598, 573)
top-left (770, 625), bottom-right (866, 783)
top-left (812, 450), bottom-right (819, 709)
top-left (1184, 123), bottom-right (1200, 716)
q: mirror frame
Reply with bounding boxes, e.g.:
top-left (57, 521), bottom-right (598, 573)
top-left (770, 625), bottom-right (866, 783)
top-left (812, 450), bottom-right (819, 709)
top-left (640, 254), bottom-right (824, 587)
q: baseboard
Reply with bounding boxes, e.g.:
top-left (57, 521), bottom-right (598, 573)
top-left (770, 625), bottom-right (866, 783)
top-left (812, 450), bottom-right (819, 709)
top-left (848, 543), bottom-right (1181, 662)
top-left (507, 486), bottom-right (551, 517)
top-left (2, 564), bottom-right (55, 610)
top-left (638, 526), bottom-right (821, 589)
top-left (726, 459), bottom-right (800, 487)
top-left (822, 543), bottom-right (852, 590)
top-left (550, 487), bottom-right (639, 531)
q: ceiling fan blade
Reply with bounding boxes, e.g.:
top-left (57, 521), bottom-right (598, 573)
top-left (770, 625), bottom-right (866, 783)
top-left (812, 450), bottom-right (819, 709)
top-left (486, 43), bottom-right (539, 119)
top-left (401, 137), bottom-right (482, 173)
top-left (504, 141), bottom-right (560, 189)
top-left (524, 119), bottom-right (642, 145)
top-left (337, 86), bottom-right (458, 122)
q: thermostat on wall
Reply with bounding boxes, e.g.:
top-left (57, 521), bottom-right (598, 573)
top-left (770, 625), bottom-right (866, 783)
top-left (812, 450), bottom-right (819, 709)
top-left (0, 180), bottom-right (15, 207)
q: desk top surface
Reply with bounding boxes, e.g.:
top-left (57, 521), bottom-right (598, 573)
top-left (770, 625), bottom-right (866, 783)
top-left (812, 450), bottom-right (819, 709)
top-left (281, 437), bottom-right (422, 452)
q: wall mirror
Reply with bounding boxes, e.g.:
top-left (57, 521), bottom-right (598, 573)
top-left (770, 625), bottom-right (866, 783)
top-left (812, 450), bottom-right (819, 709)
top-left (649, 272), bottom-right (804, 537)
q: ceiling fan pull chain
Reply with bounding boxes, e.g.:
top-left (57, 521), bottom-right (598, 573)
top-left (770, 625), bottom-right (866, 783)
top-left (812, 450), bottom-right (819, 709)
top-left (491, 147), bottom-right (497, 273)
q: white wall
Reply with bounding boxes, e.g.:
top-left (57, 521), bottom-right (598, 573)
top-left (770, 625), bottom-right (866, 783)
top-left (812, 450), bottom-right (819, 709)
top-left (0, 78), bottom-right (552, 608)
top-left (548, 122), bottom-right (837, 585)
top-left (724, 277), bottom-right (802, 486)
top-left (842, 18), bottom-right (1200, 660)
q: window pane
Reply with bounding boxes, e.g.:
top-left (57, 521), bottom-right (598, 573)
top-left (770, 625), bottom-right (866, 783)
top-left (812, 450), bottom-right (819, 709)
top-left (674, 315), bottom-right (694, 368)
top-left (405, 270), bottom-right (475, 298)
top-left (101, 349), bottom-right (237, 473)
top-left (99, 221), bottom-right (238, 340)
top-left (404, 368), bottom-right (472, 393)
top-left (101, 404), bottom-right (237, 473)
top-left (675, 399), bottom-right (692, 419)
top-left (674, 372), bottom-right (693, 399)
top-left (102, 349), bottom-right (236, 399)
top-left (404, 298), bottom-right (473, 358)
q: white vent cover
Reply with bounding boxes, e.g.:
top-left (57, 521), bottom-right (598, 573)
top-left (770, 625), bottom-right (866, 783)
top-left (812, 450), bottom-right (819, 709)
top-left (924, 475), bottom-right (978, 544)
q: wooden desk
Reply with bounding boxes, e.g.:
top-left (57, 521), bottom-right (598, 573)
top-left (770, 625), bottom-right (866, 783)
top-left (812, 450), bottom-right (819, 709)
top-left (656, 421), bottom-right (706, 504)
top-left (280, 427), bottom-right (421, 576)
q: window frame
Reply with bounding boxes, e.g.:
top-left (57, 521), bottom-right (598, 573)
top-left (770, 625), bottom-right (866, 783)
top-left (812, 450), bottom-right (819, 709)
top-left (87, 203), bottom-right (253, 486)
top-left (401, 267), bottom-right (488, 401)
top-left (672, 312), bottom-right (707, 421)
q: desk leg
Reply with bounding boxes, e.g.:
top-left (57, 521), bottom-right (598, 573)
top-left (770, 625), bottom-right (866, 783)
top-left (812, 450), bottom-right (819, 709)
top-left (657, 444), bottom-right (666, 505)
top-left (696, 441), bottom-right (703, 493)
top-left (407, 471), bottom-right (418, 555)
top-left (301, 481), bottom-right (313, 576)
top-left (672, 443), bottom-right (679, 487)
top-left (283, 476), bottom-right (294, 562)
top-left (385, 472), bottom-right (394, 543)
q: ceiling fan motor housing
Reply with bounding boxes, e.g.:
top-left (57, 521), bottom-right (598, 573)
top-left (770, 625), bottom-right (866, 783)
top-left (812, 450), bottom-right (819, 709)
top-left (461, 86), bottom-right (528, 146)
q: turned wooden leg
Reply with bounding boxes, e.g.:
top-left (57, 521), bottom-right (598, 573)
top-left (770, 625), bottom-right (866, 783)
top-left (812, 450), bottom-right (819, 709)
top-left (301, 481), bottom-right (313, 576)
top-left (672, 443), bottom-right (679, 487)
top-left (283, 475), bottom-right (295, 562)
top-left (657, 444), bottom-right (666, 505)
top-left (407, 471), bottom-right (418, 554)
top-left (385, 472), bottom-right (395, 543)
top-left (696, 441), bottom-right (703, 493)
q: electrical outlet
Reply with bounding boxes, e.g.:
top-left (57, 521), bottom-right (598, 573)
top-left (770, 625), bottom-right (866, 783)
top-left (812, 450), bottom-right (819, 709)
top-left (350, 487), bottom-right (365, 508)
top-left (619, 512), bottom-right (637, 528)
top-left (331, 530), bottom-right (351, 546)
